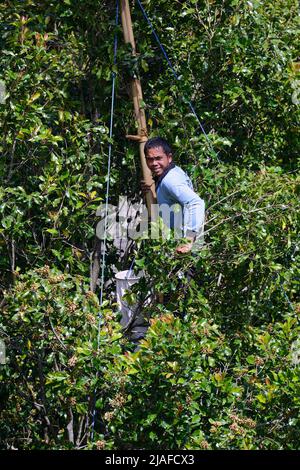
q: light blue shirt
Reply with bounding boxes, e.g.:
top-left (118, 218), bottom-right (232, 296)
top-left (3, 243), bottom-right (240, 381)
top-left (156, 165), bottom-right (205, 238)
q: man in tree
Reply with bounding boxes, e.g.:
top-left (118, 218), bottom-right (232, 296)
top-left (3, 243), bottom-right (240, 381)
top-left (142, 136), bottom-right (205, 254)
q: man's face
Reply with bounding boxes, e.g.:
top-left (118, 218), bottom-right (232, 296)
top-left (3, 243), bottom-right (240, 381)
top-left (145, 146), bottom-right (173, 177)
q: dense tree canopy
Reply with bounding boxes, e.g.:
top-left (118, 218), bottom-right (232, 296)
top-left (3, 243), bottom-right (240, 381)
top-left (0, 0), bottom-right (299, 450)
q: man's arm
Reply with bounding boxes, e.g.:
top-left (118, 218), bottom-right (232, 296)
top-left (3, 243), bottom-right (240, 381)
top-left (165, 183), bottom-right (205, 253)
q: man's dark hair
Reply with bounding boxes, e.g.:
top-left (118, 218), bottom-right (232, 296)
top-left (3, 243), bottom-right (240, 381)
top-left (144, 137), bottom-right (173, 156)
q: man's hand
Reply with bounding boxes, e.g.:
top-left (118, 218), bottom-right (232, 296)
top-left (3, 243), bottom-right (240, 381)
top-left (141, 179), bottom-right (153, 195)
top-left (176, 237), bottom-right (194, 254)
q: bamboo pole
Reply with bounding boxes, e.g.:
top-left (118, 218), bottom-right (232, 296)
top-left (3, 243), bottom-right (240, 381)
top-left (120, 0), bottom-right (156, 215)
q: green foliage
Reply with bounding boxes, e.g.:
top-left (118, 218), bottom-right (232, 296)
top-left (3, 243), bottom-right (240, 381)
top-left (135, 0), bottom-right (300, 167)
top-left (199, 166), bottom-right (300, 328)
top-left (0, 266), bottom-right (122, 449)
top-left (0, 0), bottom-right (119, 280)
top-left (100, 312), bottom-right (300, 449)
top-left (0, 0), bottom-right (299, 450)
top-left (132, 166), bottom-right (299, 329)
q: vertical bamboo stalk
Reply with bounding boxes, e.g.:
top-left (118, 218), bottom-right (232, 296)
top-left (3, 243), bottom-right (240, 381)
top-left (120, 0), bottom-right (156, 215)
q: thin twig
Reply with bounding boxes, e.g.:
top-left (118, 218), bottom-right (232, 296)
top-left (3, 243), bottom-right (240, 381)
top-left (48, 316), bottom-right (67, 350)
top-left (204, 204), bottom-right (289, 236)
top-left (6, 137), bottom-right (16, 182)
top-left (208, 188), bottom-right (246, 211)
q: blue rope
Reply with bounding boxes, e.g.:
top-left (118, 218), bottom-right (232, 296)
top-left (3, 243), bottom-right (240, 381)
top-left (280, 282), bottom-right (296, 314)
top-left (136, 0), bottom-right (220, 162)
top-left (97, 1), bottom-right (119, 351)
top-left (91, 0), bottom-right (119, 441)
